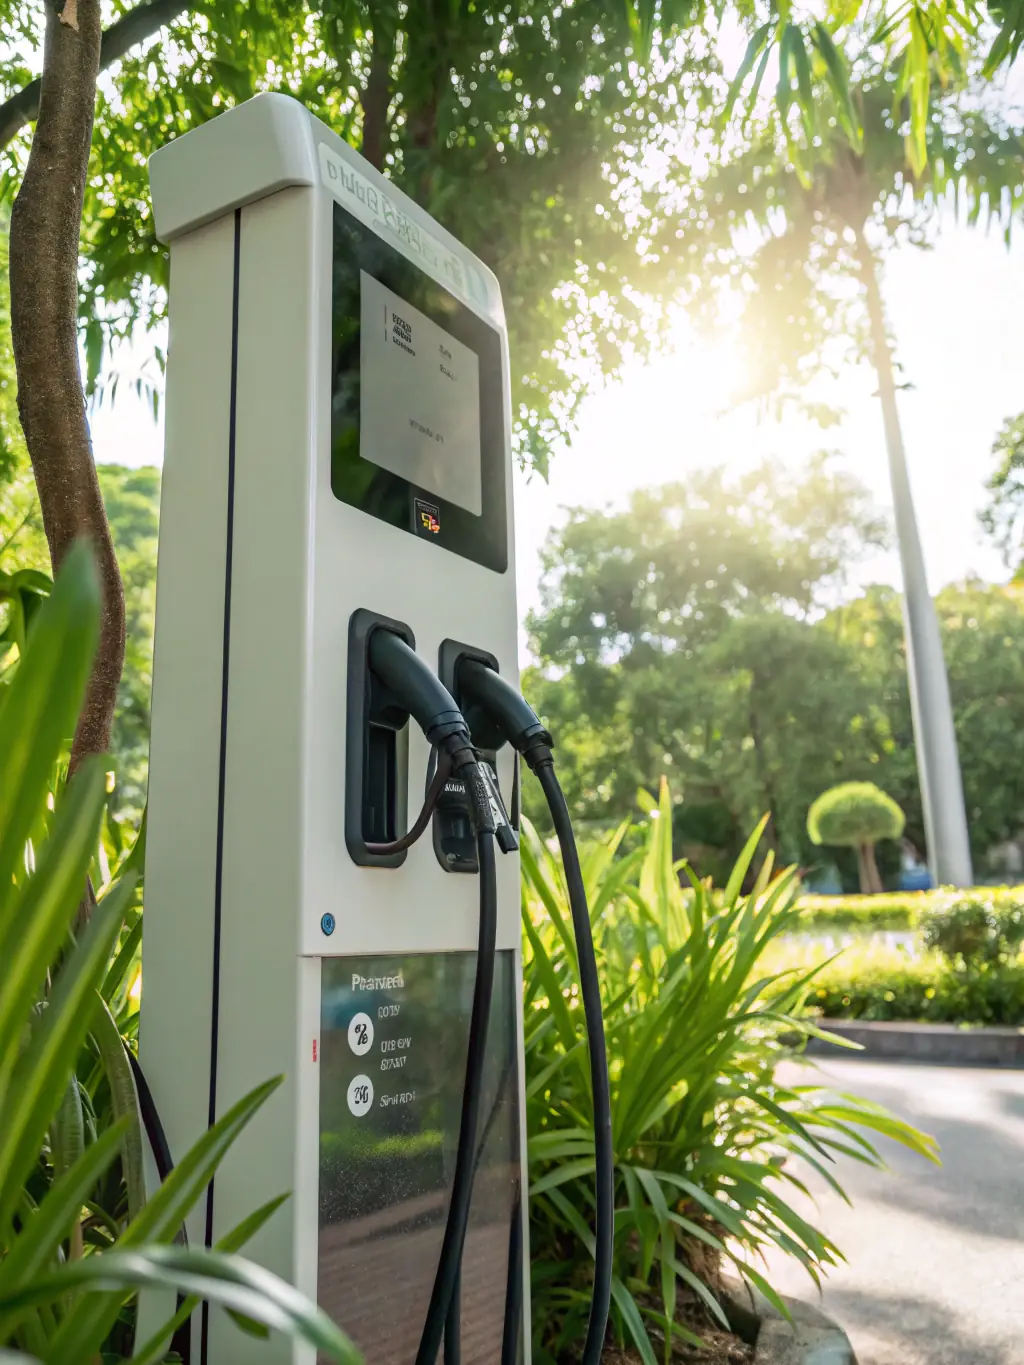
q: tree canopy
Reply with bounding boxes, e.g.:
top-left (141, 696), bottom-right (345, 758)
top-left (0, 0), bottom-right (733, 475)
top-left (523, 455), bottom-right (893, 869)
top-left (651, 59), bottom-right (1024, 418)
top-left (808, 781), bottom-right (905, 848)
top-left (807, 778), bottom-right (905, 892)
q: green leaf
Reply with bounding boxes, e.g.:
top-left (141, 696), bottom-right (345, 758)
top-left (611, 1276), bottom-right (657, 1365)
top-left (0, 874), bottom-right (134, 1233)
top-left (0, 758), bottom-right (110, 1093)
top-left (0, 541), bottom-right (100, 914)
top-left (775, 23), bottom-right (797, 123)
top-left (791, 27), bottom-right (816, 141)
top-left (102, 911), bottom-right (142, 1005)
top-left (724, 21), bottom-right (773, 120)
top-left (723, 816), bottom-right (768, 908)
top-left (49, 1074), bottom-right (85, 1186)
top-left (530, 1157), bottom-right (596, 1197)
top-left (669, 1256), bottom-right (729, 1328)
top-left (46, 1076), bottom-right (285, 1358)
top-left (0, 1247), bottom-right (360, 1365)
top-left (811, 22), bottom-right (862, 151)
top-left (89, 996), bottom-right (146, 1220)
top-left (130, 1194), bottom-right (292, 1365)
top-left (905, 11), bottom-right (931, 176)
top-left (0, 1120), bottom-right (129, 1310)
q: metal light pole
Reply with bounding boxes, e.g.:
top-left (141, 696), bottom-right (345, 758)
top-left (857, 233), bottom-right (973, 887)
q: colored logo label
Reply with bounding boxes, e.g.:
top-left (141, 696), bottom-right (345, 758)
top-left (415, 499), bottom-right (441, 535)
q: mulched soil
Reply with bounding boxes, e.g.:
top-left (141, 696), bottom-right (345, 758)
top-left (604, 1327), bottom-right (754, 1365)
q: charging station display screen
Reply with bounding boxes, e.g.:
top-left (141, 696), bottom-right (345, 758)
top-left (360, 272), bottom-right (483, 517)
top-left (318, 950), bottom-right (521, 1365)
top-left (330, 202), bottom-right (508, 571)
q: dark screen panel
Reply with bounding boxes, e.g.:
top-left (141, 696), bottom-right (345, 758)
top-left (330, 203), bottom-right (508, 572)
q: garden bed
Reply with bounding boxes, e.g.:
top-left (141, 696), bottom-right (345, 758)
top-left (767, 887), bottom-right (1024, 1025)
top-left (605, 1328), bottom-right (752, 1365)
top-left (801, 945), bottom-right (1024, 1024)
top-left (806, 1017), bottom-right (1024, 1067)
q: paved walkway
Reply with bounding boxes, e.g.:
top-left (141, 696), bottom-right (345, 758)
top-left (762, 1059), bottom-right (1024, 1365)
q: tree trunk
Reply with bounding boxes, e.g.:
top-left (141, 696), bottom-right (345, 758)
top-left (858, 841), bottom-right (883, 895)
top-left (852, 225), bottom-right (973, 888)
top-left (360, 20), bottom-right (393, 172)
top-left (9, 0), bottom-right (125, 776)
top-left (855, 843), bottom-right (871, 895)
top-left (748, 670), bottom-right (781, 855)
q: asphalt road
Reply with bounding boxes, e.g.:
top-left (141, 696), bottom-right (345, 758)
top-left (761, 1058), bottom-right (1024, 1365)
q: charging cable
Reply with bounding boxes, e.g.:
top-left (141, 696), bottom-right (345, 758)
top-left (365, 750), bottom-right (453, 857)
top-left (364, 630), bottom-right (516, 1365)
top-left (458, 659), bottom-right (614, 1365)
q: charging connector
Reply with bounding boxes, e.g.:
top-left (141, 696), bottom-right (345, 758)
top-left (457, 659), bottom-right (553, 771)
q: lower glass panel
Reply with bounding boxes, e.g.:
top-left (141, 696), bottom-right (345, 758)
top-left (318, 951), bottom-right (521, 1365)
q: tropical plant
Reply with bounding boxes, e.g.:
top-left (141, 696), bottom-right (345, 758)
top-left (0, 564), bottom-right (49, 685)
top-left (807, 782), bottom-right (905, 895)
top-left (522, 779), bottom-right (937, 1364)
top-left (0, 540), bottom-right (358, 1364)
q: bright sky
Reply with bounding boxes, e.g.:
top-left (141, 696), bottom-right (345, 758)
top-left (92, 213), bottom-right (1024, 664)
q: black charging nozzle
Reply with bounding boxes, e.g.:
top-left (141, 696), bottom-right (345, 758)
top-left (367, 629), bottom-right (516, 853)
top-left (458, 657), bottom-right (554, 773)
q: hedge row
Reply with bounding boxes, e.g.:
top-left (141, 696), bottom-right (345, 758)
top-left (797, 894), bottom-right (924, 933)
top-left (796, 944), bottom-right (1024, 1026)
top-left (797, 885), bottom-right (1024, 937)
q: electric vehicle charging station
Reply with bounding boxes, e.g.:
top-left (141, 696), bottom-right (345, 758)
top-left (141, 93), bottom-right (530, 1365)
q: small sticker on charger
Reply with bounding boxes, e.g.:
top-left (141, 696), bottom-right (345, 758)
top-left (415, 498), bottom-right (441, 536)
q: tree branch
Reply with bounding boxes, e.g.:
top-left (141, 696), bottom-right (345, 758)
top-left (0, 0), bottom-right (188, 152)
top-left (360, 26), bottom-right (393, 171)
top-left (10, 0), bottom-right (125, 775)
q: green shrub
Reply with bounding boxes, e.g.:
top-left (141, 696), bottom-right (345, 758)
top-left (922, 889), bottom-right (1024, 968)
top-left (807, 782), bottom-right (905, 894)
top-left (522, 782), bottom-right (937, 1365)
top-left (796, 893), bottom-right (925, 934)
top-left (807, 782), bottom-right (905, 847)
top-left (780, 941), bottom-right (1024, 1025)
top-left (796, 887), bottom-right (1024, 941)
top-left (0, 545), bottom-right (357, 1364)
top-left (922, 892), bottom-right (997, 965)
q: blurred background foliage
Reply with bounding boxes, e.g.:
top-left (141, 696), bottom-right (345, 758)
top-left (522, 455), bottom-right (1024, 884)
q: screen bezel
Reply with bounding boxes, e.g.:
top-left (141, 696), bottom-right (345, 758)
top-left (330, 200), bottom-right (508, 573)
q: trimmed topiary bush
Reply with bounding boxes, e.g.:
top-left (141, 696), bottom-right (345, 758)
top-left (807, 781), bottom-right (905, 894)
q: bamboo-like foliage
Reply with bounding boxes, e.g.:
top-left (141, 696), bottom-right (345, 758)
top-left (523, 779), bottom-right (939, 1363)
